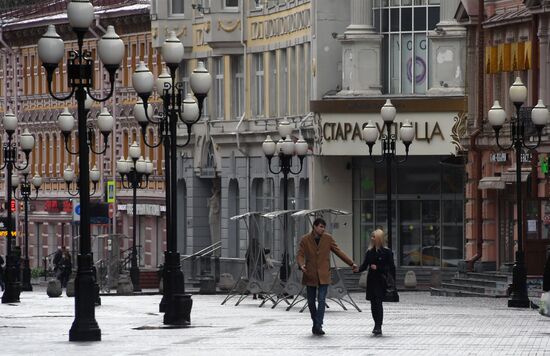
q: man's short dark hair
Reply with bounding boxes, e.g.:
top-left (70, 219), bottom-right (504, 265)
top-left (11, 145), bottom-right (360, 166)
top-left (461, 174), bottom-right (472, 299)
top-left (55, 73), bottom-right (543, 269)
top-left (313, 218), bottom-right (326, 227)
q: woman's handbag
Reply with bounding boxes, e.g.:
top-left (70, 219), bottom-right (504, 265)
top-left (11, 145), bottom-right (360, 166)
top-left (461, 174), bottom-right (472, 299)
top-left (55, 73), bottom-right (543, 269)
top-left (383, 269), bottom-right (398, 302)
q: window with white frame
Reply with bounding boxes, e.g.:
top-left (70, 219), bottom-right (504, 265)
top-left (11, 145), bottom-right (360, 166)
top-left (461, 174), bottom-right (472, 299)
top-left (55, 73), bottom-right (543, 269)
top-left (232, 55), bottom-right (244, 118)
top-left (254, 53), bottom-right (264, 117)
top-left (374, 0), bottom-right (440, 94)
top-left (269, 51), bottom-right (277, 117)
top-left (279, 49), bottom-right (288, 116)
top-left (214, 57), bottom-right (224, 120)
top-left (171, 0), bottom-right (184, 15)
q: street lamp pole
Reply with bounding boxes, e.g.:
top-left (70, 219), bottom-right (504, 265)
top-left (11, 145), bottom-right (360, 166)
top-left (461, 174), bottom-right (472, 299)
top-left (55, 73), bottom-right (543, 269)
top-left (363, 99), bottom-right (415, 303)
top-left (1, 111), bottom-right (35, 303)
top-left (487, 77), bottom-right (549, 308)
top-left (12, 169), bottom-right (43, 292)
top-left (117, 142), bottom-right (153, 292)
top-left (37, 0), bottom-right (123, 341)
top-left (262, 121), bottom-right (308, 282)
top-left (132, 31), bottom-right (211, 325)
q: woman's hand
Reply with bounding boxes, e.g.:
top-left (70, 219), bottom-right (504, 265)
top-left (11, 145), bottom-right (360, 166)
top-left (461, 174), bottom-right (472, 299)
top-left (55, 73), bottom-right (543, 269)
top-left (370, 264), bottom-right (377, 270)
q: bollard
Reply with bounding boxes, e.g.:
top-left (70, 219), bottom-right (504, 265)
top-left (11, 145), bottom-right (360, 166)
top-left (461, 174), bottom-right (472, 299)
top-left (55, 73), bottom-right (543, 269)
top-left (47, 279), bottom-right (62, 298)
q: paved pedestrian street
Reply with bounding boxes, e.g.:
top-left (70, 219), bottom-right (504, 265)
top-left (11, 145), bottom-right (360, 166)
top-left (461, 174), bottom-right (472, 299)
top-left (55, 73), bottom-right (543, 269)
top-left (1, 289), bottom-right (550, 356)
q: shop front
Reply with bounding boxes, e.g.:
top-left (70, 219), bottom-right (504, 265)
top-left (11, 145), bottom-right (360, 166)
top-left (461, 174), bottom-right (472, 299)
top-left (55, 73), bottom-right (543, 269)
top-left (310, 97), bottom-right (467, 268)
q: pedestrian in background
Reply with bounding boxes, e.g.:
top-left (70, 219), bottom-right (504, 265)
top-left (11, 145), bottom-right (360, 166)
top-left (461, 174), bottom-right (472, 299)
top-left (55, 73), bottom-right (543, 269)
top-left (59, 250), bottom-right (72, 288)
top-left (356, 229), bottom-right (396, 336)
top-left (297, 218), bottom-right (358, 336)
top-left (0, 255), bottom-right (5, 291)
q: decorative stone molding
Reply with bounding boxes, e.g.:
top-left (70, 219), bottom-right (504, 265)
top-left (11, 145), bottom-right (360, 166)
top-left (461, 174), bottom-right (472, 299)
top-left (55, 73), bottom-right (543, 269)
top-left (218, 20), bottom-right (241, 33)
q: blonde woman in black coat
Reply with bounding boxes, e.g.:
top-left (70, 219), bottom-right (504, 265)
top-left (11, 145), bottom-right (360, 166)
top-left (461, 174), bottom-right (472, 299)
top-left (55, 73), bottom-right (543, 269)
top-left (356, 229), bottom-right (395, 335)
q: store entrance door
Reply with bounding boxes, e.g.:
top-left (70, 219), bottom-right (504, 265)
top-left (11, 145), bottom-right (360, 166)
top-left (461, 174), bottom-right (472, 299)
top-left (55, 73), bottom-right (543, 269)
top-left (399, 200), bottom-right (441, 267)
top-left (498, 195), bottom-right (515, 270)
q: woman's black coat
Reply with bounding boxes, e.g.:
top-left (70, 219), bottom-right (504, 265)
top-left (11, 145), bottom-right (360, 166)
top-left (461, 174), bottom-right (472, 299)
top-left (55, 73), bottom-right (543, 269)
top-left (358, 247), bottom-right (395, 301)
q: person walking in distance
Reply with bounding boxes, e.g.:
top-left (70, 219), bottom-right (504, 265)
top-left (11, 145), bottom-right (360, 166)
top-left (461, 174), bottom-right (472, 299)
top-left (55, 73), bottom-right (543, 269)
top-left (297, 218), bottom-right (358, 335)
top-left (356, 229), bottom-right (396, 336)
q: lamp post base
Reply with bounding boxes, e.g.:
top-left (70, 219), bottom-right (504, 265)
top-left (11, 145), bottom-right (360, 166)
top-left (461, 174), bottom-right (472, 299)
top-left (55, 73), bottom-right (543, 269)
top-left (1, 255), bottom-right (21, 304)
top-left (21, 258), bottom-right (33, 292)
top-left (69, 254), bottom-right (101, 342)
top-left (130, 265), bottom-right (141, 292)
top-left (507, 256), bottom-right (530, 309)
top-left (159, 251), bottom-right (191, 325)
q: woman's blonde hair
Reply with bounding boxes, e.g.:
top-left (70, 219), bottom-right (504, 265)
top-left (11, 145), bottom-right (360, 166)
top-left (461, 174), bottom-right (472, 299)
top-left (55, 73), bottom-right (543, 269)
top-left (368, 229), bottom-right (387, 250)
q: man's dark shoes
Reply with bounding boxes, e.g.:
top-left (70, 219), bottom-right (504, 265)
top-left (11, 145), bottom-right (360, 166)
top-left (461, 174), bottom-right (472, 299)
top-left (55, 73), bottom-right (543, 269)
top-left (372, 327), bottom-right (382, 336)
top-left (312, 326), bottom-right (325, 335)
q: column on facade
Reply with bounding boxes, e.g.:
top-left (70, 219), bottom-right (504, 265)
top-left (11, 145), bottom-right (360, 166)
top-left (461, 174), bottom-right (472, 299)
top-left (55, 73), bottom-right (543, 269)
top-left (427, 0), bottom-right (467, 96)
top-left (338, 0), bottom-right (382, 96)
top-left (538, 16), bottom-right (550, 102)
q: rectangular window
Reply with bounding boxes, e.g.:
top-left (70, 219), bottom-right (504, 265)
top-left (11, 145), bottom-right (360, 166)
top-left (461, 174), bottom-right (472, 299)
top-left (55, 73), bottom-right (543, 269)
top-left (279, 49), bottom-right (288, 116)
top-left (171, 0), bottom-right (184, 14)
top-left (254, 53), bottom-right (264, 117)
top-left (232, 55), bottom-right (244, 118)
top-left (214, 57), bottom-right (224, 120)
top-left (375, 1), bottom-right (440, 94)
top-left (225, 0), bottom-right (238, 7)
top-left (269, 51), bottom-right (277, 117)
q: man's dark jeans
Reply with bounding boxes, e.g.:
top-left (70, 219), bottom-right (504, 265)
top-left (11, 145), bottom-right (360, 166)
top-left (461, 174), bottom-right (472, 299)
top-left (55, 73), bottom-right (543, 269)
top-left (307, 284), bottom-right (328, 329)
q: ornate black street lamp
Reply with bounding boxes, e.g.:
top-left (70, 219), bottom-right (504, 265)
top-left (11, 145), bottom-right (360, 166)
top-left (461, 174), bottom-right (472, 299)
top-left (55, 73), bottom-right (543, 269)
top-left (37, 0), bottom-right (123, 341)
top-left (1, 110), bottom-right (35, 303)
top-left (262, 120), bottom-right (308, 282)
top-left (487, 77), bottom-right (549, 308)
top-left (363, 99), bottom-right (414, 303)
top-left (132, 31), bottom-right (211, 325)
top-left (11, 165), bottom-right (42, 292)
top-left (117, 142), bottom-right (153, 292)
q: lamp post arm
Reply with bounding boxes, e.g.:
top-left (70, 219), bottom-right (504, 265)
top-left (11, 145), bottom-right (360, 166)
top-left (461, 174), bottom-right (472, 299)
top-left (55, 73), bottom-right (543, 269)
top-left (13, 157), bottom-right (31, 172)
top-left (63, 134), bottom-right (80, 155)
top-left (87, 127), bottom-right (109, 155)
top-left (495, 131), bottom-right (514, 151)
top-left (66, 183), bottom-right (80, 197)
top-left (267, 156), bottom-right (283, 175)
top-left (85, 77), bottom-right (115, 103)
top-left (289, 156), bottom-right (306, 175)
top-left (175, 122), bottom-right (193, 148)
top-left (521, 129), bottom-right (543, 151)
top-left (140, 127), bottom-right (164, 148)
top-left (47, 76), bottom-right (76, 101)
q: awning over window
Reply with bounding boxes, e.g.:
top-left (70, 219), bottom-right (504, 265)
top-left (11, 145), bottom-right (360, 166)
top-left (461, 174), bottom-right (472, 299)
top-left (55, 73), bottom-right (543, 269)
top-left (501, 170), bottom-right (531, 183)
top-left (478, 176), bottom-right (505, 190)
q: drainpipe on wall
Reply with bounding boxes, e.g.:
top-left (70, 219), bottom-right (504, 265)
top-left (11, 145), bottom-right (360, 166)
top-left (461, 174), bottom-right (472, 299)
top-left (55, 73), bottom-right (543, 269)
top-left (468, 0), bottom-right (484, 272)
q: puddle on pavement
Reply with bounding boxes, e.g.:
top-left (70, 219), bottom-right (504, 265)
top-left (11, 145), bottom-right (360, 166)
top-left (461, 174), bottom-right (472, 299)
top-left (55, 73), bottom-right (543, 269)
top-left (0, 325), bottom-right (26, 328)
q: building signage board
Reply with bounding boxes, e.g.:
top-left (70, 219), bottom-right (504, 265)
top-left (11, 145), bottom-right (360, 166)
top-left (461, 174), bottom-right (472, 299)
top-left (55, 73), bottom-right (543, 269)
top-left (120, 204), bottom-right (161, 216)
top-left (490, 152), bottom-right (507, 163)
top-left (317, 112), bottom-right (463, 156)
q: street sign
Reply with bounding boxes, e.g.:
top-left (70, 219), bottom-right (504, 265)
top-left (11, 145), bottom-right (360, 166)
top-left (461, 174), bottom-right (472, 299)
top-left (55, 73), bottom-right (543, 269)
top-left (73, 199), bottom-right (81, 222)
top-left (107, 180), bottom-right (115, 203)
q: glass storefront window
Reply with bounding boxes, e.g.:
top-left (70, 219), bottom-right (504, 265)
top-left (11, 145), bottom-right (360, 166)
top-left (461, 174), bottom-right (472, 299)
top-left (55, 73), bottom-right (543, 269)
top-left (353, 156), bottom-right (464, 267)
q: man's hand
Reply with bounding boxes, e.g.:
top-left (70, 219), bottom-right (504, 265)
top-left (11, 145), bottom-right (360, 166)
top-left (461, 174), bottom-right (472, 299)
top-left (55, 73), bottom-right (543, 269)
top-left (370, 264), bottom-right (377, 270)
top-left (352, 264), bottom-right (359, 273)
top-left (301, 265), bottom-right (307, 273)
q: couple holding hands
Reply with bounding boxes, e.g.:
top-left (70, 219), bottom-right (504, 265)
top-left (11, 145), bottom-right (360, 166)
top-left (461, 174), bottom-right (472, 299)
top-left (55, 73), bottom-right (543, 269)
top-left (297, 219), bottom-right (393, 336)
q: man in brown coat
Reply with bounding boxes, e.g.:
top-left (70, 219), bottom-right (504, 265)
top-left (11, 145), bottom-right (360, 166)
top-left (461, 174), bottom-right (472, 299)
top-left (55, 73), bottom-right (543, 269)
top-left (296, 218), bottom-right (358, 335)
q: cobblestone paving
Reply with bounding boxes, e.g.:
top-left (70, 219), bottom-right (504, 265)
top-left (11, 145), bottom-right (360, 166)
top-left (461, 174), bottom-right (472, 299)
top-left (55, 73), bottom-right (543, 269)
top-left (1, 289), bottom-right (550, 356)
